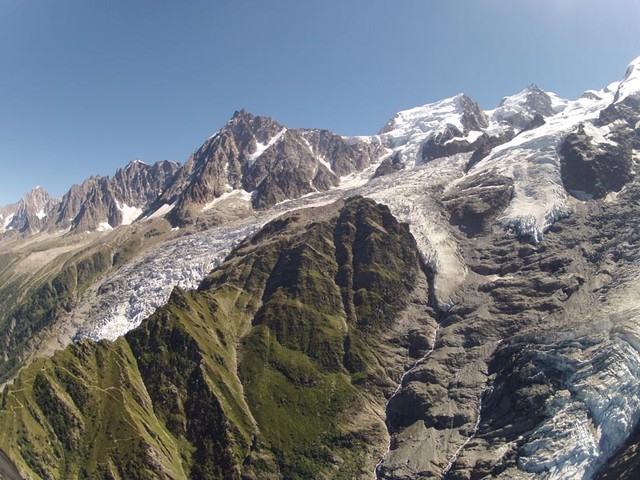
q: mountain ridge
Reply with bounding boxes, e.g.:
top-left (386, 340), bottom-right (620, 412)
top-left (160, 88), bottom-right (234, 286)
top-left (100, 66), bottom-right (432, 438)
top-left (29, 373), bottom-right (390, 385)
top-left (1, 55), bottom-right (640, 479)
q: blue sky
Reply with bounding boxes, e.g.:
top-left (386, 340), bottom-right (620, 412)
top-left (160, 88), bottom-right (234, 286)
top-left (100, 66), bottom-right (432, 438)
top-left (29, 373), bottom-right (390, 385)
top-left (1, 0), bottom-right (639, 205)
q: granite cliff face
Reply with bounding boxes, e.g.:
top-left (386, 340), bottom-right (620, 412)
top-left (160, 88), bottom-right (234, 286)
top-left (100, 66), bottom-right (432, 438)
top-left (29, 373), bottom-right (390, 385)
top-left (151, 110), bottom-right (384, 224)
top-left (1, 160), bottom-right (180, 236)
top-left (52, 159), bottom-right (180, 232)
top-left (0, 186), bottom-right (54, 235)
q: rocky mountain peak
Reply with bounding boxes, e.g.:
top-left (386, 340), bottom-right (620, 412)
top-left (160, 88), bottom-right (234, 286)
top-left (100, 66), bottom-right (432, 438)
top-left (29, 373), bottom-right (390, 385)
top-left (491, 84), bottom-right (564, 130)
top-left (0, 185), bottom-right (55, 234)
top-left (122, 158), bottom-right (147, 170)
top-left (379, 93), bottom-right (484, 137)
top-left (22, 185), bottom-right (51, 206)
top-left (226, 111), bottom-right (285, 154)
top-left (456, 93), bottom-right (490, 131)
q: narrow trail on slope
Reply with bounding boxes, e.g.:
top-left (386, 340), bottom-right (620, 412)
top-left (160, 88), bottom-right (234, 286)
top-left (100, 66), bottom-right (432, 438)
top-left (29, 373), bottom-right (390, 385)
top-left (374, 322), bottom-right (441, 479)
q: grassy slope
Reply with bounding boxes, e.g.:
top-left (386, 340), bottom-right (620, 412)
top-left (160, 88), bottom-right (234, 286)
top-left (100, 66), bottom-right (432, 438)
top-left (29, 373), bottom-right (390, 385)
top-left (0, 197), bottom-right (424, 479)
top-left (0, 221), bottom-right (173, 383)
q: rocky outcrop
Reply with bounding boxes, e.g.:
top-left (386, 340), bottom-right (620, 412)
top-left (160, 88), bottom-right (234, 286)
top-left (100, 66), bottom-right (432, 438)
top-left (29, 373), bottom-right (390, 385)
top-left (560, 124), bottom-right (633, 199)
top-left (112, 159), bottom-right (179, 208)
top-left (463, 132), bottom-right (513, 172)
top-left (373, 153), bottom-right (404, 178)
top-left (243, 129), bottom-right (338, 208)
top-left (443, 172), bottom-right (514, 237)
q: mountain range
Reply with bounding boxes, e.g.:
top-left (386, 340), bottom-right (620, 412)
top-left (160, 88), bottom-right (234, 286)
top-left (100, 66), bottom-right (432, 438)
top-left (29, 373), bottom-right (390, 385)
top-left (1, 56), bottom-right (640, 479)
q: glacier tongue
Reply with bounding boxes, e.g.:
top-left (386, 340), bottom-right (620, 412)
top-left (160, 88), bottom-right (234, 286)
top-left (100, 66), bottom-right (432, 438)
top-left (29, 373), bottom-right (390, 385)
top-left (365, 155), bottom-right (469, 308)
top-left (80, 218), bottom-right (269, 341)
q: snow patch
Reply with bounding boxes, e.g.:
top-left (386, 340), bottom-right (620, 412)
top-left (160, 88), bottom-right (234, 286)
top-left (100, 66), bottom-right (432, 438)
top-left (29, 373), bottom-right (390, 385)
top-left (202, 188), bottom-right (251, 211)
top-left (604, 191), bottom-right (619, 203)
top-left (36, 209), bottom-right (47, 220)
top-left (96, 221), bottom-right (113, 232)
top-left (302, 137), bottom-right (335, 174)
top-left (444, 130), bottom-right (483, 145)
top-left (3, 213), bottom-right (15, 231)
top-left (117, 202), bottom-right (143, 225)
top-left (147, 202), bottom-right (175, 219)
top-left (248, 128), bottom-right (287, 165)
top-left (582, 123), bottom-right (617, 147)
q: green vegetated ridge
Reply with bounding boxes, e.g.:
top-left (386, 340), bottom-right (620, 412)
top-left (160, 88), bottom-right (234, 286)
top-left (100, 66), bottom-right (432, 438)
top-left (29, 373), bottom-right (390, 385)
top-left (0, 197), bottom-right (426, 479)
top-left (0, 223), bottom-right (171, 383)
top-left (0, 248), bottom-right (112, 381)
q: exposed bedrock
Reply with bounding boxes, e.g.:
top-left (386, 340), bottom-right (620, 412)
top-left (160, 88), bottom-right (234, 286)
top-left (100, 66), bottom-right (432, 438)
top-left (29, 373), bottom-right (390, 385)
top-left (560, 125), bottom-right (633, 200)
top-left (442, 172), bottom-right (514, 237)
top-left (378, 176), bottom-right (640, 479)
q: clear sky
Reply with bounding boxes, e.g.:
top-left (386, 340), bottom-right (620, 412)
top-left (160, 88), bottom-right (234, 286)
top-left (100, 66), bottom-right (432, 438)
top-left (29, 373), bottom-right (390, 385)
top-left (1, 0), bottom-right (639, 205)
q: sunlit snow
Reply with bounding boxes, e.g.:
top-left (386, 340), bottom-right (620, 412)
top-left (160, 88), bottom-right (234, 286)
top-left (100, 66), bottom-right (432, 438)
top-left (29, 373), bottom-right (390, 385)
top-left (201, 187), bottom-right (251, 211)
top-left (117, 202), bottom-right (143, 225)
top-left (247, 127), bottom-right (288, 165)
top-left (614, 55), bottom-right (640, 103)
top-left (2, 213), bottom-right (15, 232)
top-left (379, 93), bottom-right (470, 166)
top-left (96, 221), bottom-right (113, 232)
top-left (146, 202), bottom-right (176, 219)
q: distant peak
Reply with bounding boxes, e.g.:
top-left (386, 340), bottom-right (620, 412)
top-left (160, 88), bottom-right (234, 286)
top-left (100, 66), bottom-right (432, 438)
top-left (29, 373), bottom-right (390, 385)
top-left (128, 158), bottom-right (147, 167)
top-left (614, 54), bottom-right (640, 103)
top-left (228, 109), bottom-right (281, 127)
top-left (26, 185), bottom-right (49, 196)
top-left (447, 92), bottom-right (466, 102)
top-left (525, 83), bottom-right (545, 94)
top-left (230, 109), bottom-right (253, 122)
top-left (623, 54), bottom-right (640, 79)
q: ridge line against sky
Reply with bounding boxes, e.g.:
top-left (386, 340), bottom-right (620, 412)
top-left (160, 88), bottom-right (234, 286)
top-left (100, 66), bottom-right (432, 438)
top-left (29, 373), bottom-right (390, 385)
top-left (1, 0), bottom-right (639, 205)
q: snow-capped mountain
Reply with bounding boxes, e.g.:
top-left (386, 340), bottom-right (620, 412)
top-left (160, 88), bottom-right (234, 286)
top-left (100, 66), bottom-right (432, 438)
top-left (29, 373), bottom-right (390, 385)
top-left (2, 55), bottom-right (640, 480)
top-left (144, 109), bottom-right (385, 224)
